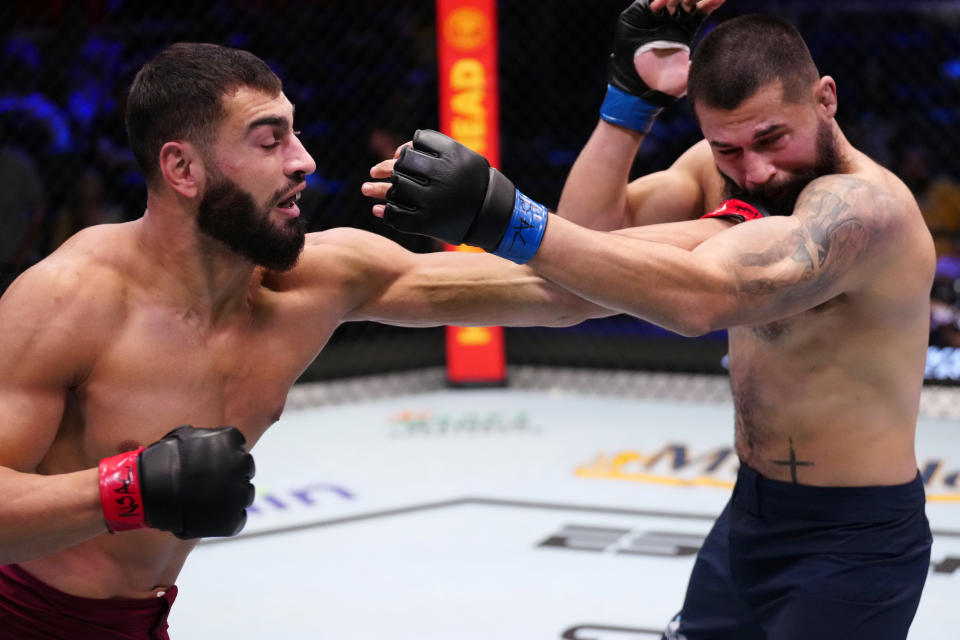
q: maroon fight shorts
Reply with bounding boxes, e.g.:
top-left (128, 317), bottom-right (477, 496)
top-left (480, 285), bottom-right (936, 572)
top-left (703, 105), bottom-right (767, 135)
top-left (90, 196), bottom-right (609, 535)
top-left (0, 564), bottom-right (177, 639)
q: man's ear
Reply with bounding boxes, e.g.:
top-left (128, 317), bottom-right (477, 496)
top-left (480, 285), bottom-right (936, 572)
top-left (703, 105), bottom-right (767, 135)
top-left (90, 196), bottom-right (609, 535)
top-left (814, 76), bottom-right (838, 119)
top-left (158, 141), bottom-right (206, 198)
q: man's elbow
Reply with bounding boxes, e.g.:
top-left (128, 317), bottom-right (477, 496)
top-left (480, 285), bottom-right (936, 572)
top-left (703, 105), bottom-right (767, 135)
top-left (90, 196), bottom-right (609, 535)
top-left (662, 316), bottom-right (712, 338)
top-left (543, 304), bottom-right (610, 328)
top-left (661, 301), bottom-right (730, 338)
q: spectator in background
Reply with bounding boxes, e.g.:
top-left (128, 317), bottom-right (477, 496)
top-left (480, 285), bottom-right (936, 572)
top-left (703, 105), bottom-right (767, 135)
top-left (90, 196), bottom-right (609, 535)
top-left (896, 141), bottom-right (960, 258)
top-left (841, 58), bottom-right (899, 170)
top-left (310, 119), bottom-right (440, 254)
top-left (931, 255), bottom-right (960, 348)
top-left (0, 118), bottom-right (46, 292)
top-left (47, 166), bottom-right (124, 252)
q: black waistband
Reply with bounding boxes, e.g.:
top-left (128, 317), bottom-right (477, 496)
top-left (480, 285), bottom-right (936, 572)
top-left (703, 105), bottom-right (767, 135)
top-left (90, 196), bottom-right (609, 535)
top-left (732, 464), bottom-right (927, 522)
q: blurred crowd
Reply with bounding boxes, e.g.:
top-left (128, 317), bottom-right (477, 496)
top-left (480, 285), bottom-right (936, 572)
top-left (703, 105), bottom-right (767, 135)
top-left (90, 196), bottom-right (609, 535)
top-left (1, 0), bottom-right (959, 350)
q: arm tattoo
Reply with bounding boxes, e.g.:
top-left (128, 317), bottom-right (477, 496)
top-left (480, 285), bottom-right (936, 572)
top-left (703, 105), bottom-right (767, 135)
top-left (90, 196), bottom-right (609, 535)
top-left (738, 177), bottom-right (873, 306)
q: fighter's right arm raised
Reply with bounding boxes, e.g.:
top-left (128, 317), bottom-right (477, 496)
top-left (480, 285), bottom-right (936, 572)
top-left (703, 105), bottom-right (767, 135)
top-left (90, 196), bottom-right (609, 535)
top-left (0, 265), bottom-right (110, 564)
top-left (559, 135), bottom-right (714, 229)
top-left (558, 0), bottom-right (722, 230)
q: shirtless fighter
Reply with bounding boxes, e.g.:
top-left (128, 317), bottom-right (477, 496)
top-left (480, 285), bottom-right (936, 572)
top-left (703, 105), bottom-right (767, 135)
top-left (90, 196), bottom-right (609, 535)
top-left (0, 42), bottom-right (638, 639)
top-left (364, 3), bottom-right (937, 638)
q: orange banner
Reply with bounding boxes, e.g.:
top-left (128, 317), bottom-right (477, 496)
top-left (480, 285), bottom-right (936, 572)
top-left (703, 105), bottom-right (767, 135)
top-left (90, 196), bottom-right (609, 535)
top-left (436, 0), bottom-right (506, 386)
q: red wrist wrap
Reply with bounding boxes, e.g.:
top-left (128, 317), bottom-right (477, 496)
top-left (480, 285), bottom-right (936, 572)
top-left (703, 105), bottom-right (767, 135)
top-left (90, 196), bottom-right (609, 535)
top-left (98, 447), bottom-right (146, 533)
top-left (700, 198), bottom-right (766, 223)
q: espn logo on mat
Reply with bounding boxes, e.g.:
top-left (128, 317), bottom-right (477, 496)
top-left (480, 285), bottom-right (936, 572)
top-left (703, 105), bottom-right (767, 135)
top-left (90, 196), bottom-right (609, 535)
top-left (539, 524), bottom-right (704, 558)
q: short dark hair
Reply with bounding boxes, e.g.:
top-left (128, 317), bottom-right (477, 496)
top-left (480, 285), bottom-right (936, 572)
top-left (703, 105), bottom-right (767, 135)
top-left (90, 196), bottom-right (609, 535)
top-left (688, 15), bottom-right (819, 111)
top-left (125, 43), bottom-right (283, 184)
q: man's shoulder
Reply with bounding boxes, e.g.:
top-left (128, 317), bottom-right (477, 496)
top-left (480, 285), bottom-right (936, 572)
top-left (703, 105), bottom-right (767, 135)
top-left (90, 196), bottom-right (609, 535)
top-left (265, 227), bottom-right (410, 294)
top-left (794, 171), bottom-right (916, 227)
top-left (303, 226), bottom-right (396, 250)
top-left (2, 227), bottom-right (130, 328)
top-left (302, 227), bottom-right (410, 274)
top-left (793, 171), bottom-right (934, 292)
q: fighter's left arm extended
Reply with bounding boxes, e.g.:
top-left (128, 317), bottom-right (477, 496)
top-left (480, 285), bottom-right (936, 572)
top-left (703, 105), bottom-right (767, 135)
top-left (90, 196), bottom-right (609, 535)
top-left (284, 227), bottom-right (612, 329)
top-left (529, 175), bottom-right (896, 335)
top-left (366, 131), bottom-right (902, 336)
top-left (285, 215), bottom-right (733, 331)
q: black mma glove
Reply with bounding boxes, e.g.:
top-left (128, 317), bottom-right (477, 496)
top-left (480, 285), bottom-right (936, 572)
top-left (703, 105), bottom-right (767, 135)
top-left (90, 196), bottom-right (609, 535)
top-left (383, 129), bottom-right (549, 264)
top-left (602, 0), bottom-right (707, 132)
top-left (99, 425), bottom-right (255, 539)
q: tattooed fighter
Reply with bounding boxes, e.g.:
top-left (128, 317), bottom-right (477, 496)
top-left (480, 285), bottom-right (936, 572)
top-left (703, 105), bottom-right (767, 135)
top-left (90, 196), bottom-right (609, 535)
top-left (363, 5), bottom-right (936, 639)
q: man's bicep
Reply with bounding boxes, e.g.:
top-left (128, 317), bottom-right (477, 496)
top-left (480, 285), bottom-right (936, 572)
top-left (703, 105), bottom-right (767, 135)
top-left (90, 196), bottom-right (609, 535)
top-left (0, 315), bottom-right (73, 471)
top-left (693, 180), bottom-right (876, 323)
top-left (0, 274), bottom-right (97, 472)
top-left (343, 240), bottom-right (612, 328)
top-left (613, 218), bottom-right (735, 250)
top-left (624, 141), bottom-right (712, 226)
top-left (0, 383), bottom-right (68, 472)
top-left (778, 177), bottom-right (876, 299)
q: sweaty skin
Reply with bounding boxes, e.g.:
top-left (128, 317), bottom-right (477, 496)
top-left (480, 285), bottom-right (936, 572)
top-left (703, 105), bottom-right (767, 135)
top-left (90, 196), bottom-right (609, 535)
top-left (367, 81), bottom-right (934, 488)
top-left (0, 86), bottom-right (729, 600)
top-left (542, 79), bottom-right (935, 487)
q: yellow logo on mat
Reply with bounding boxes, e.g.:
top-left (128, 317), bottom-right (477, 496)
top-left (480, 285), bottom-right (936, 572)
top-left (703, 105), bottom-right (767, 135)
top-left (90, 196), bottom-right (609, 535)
top-left (576, 445), bottom-right (737, 489)
top-left (576, 444), bottom-right (960, 502)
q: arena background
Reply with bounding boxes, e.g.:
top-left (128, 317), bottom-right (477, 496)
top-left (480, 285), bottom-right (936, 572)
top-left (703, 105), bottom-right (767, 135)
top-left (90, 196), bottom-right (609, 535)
top-left (2, 0), bottom-right (959, 387)
top-left (3, 2), bottom-right (960, 639)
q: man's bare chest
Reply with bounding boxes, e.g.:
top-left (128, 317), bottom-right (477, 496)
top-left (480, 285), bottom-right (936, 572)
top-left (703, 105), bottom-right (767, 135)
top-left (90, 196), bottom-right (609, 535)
top-left (65, 310), bottom-right (323, 463)
top-left (746, 294), bottom-right (848, 344)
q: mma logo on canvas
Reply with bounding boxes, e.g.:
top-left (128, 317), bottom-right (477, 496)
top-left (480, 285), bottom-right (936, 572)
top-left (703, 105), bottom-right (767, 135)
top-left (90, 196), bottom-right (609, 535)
top-left (575, 442), bottom-right (960, 502)
top-left (575, 443), bottom-right (738, 490)
top-left (920, 459), bottom-right (960, 502)
top-left (246, 483), bottom-right (354, 516)
top-left (387, 409), bottom-right (541, 438)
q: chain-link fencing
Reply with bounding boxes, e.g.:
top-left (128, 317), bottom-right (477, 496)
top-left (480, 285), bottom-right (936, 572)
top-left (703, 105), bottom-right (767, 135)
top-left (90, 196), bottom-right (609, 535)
top-left (2, 0), bottom-right (959, 385)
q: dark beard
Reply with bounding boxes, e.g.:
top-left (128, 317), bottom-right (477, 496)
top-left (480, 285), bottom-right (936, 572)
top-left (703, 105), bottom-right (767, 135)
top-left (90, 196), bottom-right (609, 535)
top-left (721, 119), bottom-right (842, 215)
top-left (197, 172), bottom-right (306, 271)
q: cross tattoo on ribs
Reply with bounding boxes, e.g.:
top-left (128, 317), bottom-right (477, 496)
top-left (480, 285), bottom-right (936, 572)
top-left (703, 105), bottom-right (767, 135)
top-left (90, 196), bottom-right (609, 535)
top-left (771, 437), bottom-right (814, 483)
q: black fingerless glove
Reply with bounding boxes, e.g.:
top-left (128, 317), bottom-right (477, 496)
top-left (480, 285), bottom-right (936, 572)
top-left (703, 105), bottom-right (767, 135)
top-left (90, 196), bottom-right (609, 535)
top-left (383, 130), bottom-right (548, 264)
top-left (99, 426), bottom-right (256, 539)
top-left (601, 0), bottom-right (706, 132)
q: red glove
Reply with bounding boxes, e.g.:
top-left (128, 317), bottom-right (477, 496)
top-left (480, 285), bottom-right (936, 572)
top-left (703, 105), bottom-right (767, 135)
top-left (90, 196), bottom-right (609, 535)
top-left (98, 426), bottom-right (255, 539)
top-left (99, 447), bottom-right (147, 532)
top-left (700, 198), bottom-right (769, 223)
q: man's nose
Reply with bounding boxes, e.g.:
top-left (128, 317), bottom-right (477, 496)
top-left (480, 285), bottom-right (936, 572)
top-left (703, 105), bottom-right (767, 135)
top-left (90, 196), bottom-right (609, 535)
top-left (743, 152), bottom-right (775, 190)
top-left (286, 135), bottom-right (316, 177)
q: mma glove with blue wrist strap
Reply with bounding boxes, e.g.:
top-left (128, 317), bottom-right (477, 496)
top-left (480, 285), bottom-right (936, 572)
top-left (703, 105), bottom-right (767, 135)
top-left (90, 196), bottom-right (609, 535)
top-left (601, 0), bottom-right (707, 132)
top-left (383, 129), bottom-right (548, 264)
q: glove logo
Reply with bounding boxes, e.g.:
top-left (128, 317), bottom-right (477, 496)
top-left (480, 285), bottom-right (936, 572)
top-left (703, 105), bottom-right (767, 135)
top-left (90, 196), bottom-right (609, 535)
top-left (99, 446), bottom-right (146, 533)
top-left (505, 194), bottom-right (546, 252)
top-left (493, 191), bottom-right (548, 264)
top-left (112, 463), bottom-right (142, 518)
top-left (506, 215), bottom-right (535, 249)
